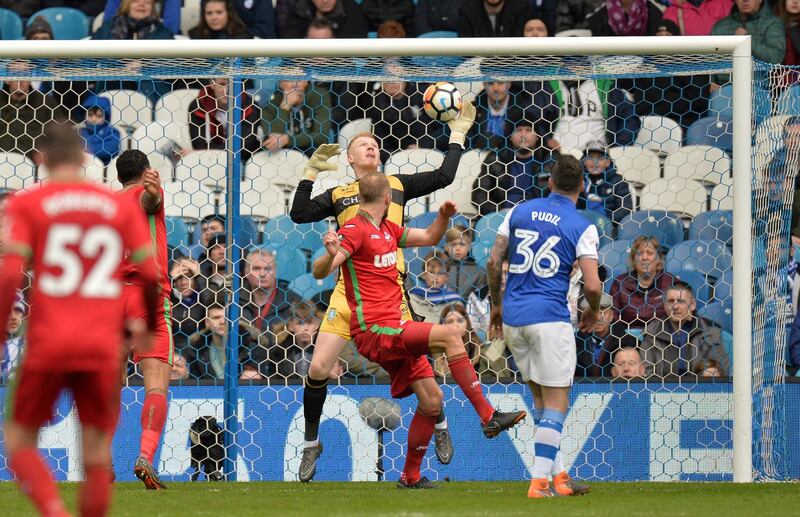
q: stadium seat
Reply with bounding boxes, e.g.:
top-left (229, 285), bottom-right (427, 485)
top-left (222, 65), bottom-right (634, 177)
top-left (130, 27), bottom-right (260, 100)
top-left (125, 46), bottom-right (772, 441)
top-left (669, 269), bottom-right (711, 308)
top-left (708, 83), bottom-right (732, 118)
top-left (165, 216), bottom-right (192, 249)
top-left (753, 115), bottom-right (790, 181)
top-left (418, 31), bottom-right (458, 38)
top-left (269, 246), bottom-right (307, 283)
top-left (299, 220), bottom-right (329, 252)
top-left (131, 121), bottom-right (191, 156)
top-left (608, 146), bottom-right (661, 187)
top-left (689, 210), bottom-right (732, 245)
top-left (180, 0), bottom-right (202, 35)
top-left (241, 151), bottom-right (307, 219)
top-left (710, 183), bottom-right (733, 211)
top-left (685, 116), bottom-right (733, 152)
top-left (578, 210), bottom-right (613, 248)
top-left (245, 150), bottom-right (308, 188)
top-left (474, 210), bottom-right (509, 246)
top-left (662, 145), bottom-right (731, 186)
top-left (0, 8), bottom-right (23, 40)
top-left (288, 272), bottom-right (336, 300)
top-left (555, 29), bottom-right (592, 37)
top-left (107, 153), bottom-right (173, 187)
top-left (29, 8), bottom-right (90, 40)
top-left (665, 239), bottom-right (732, 280)
top-left (98, 90), bottom-right (153, 131)
top-left (162, 179), bottom-right (217, 219)
top-left (263, 214), bottom-right (322, 250)
top-left (175, 150), bottom-right (228, 189)
top-left (38, 152), bottom-right (105, 183)
top-left (713, 268), bottom-right (733, 304)
top-left (697, 301), bottom-right (732, 333)
top-left (92, 12), bottom-right (104, 33)
top-left (598, 239), bottom-right (633, 282)
top-left (154, 89), bottom-right (201, 126)
top-left (428, 149), bottom-right (487, 217)
top-left (384, 149), bottom-right (445, 218)
top-left (635, 115), bottom-right (683, 155)
top-left (0, 152), bottom-right (35, 190)
top-left (639, 178), bottom-right (707, 217)
top-left (337, 118), bottom-right (372, 149)
top-left (471, 242), bottom-right (490, 269)
top-left (237, 216), bottom-right (261, 248)
top-left (616, 210), bottom-right (684, 249)
top-left (406, 211), bottom-right (471, 231)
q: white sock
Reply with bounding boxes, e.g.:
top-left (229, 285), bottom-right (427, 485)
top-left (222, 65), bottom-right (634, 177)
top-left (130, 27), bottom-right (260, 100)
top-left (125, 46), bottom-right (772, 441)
top-left (304, 439), bottom-right (319, 449)
top-left (551, 450), bottom-right (565, 476)
top-left (434, 418), bottom-right (448, 430)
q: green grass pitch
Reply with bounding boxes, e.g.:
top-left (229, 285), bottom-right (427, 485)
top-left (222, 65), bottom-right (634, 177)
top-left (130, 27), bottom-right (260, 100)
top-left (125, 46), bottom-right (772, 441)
top-left (2, 481), bottom-right (800, 516)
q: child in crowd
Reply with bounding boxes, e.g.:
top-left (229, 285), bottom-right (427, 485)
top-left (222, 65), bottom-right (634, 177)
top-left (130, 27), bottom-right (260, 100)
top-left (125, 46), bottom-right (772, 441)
top-left (79, 95), bottom-right (121, 165)
top-left (408, 250), bottom-right (464, 322)
top-left (444, 225), bottom-right (488, 300)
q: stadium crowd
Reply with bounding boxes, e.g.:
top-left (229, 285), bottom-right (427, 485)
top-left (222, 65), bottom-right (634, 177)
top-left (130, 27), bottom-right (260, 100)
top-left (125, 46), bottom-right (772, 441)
top-left (0, 0), bottom-right (798, 385)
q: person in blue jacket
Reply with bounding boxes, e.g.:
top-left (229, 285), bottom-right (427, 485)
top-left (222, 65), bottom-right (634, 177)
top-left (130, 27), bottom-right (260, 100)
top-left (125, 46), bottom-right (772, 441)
top-left (576, 141), bottom-right (633, 225)
top-left (79, 95), bottom-right (122, 166)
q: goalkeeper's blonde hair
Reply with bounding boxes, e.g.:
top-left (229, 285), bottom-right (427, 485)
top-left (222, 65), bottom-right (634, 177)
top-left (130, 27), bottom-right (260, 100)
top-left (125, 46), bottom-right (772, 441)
top-left (346, 132), bottom-right (379, 154)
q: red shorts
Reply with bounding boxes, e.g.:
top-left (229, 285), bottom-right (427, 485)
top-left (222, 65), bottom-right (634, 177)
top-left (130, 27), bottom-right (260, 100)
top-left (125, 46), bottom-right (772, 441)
top-left (354, 321), bottom-right (435, 398)
top-left (123, 283), bottom-right (174, 365)
top-left (8, 367), bottom-right (122, 432)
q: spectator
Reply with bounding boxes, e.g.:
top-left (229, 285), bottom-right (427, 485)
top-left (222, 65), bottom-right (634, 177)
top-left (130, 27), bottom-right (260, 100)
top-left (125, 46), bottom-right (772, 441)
top-left (763, 117), bottom-right (800, 198)
top-left (433, 303), bottom-right (482, 378)
top-left (189, 0), bottom-right (252, 38)
top-left (551, 78), bottom-right (640, 153)
top-left (232, 0), bottom-right (277, 39)
top-left (170, 257), bottom-right (206, 350)
top-left (171, 352), bottom-right (190, 381)
top-left (190, 214), bottom-right (226, 260)
top-left (467, 81), bottom-right (532, 150)
top-left (587, 0), bottom-right (664, 36)
top-left (458, 0), bottom-right (531, 37)
top-left (640, 281), bottom-right (730, 378)
top-left (788, 304), bottom-right (800, 371)
top-left (576, 141), bottom-right (632, 225)
top-left (261, 80), bottom-right (332, 156)
top-left (443, 225), bottom-right (488, 299)
top-left (529, 0), bottom-right (558, 35)
top-left (619, 19), bottom-right (710, 133)
top-left (610, 346), bottom-right (646, 379)
top-left (692, 358), bottom-right (725, 377)
top-left (712, 0), bottom-right (785, 64)
top-left (0, 79), bottom-right (66, 162)
top-left (359, 81), bottom-right (439, 162)
top-left (518, 21), bottom-right (562, 149)
top-left (93, 0), bottom-right (174, 40)
top-left (269, 300), bottom-right (320, 380)
top-left (777, 0), bottom-right (800, 65)
top-left (186, 304), bottom-right (271, 380)
top-left (376, 19), bottom-right (407, 37)
top-left (575, 293), bottom-right (616, 377)
top-left (104, 0), bottom-right (181, 35)
top-left (415, 0), bottom-right (459, 34)
top-left (408, 249), bottom-right (464, 322)
top-left (79, 95), bottom-right (122, 166)
top-left (238, 248), bottom-right (302, 338)
top-left (1, 296), bottom-right (25, 380)
top-left (663, 0), bottom-right (733, 36)
top-left (556, 0), bottom-right (604, 32)
top-left (198, 233), bottom-right (227, 302)
top-left (610, 236), bottom-right (675, 336)
top-left (468, 259), bottom-right (508, 341)
top-left (523, 17), bottom-right (549, 37)
top-left (361, 0), bottom-right (416, 36)
top-left (472, 118), bottom-right (558, 216)
top-left (282, 0), bottom-right (369, 38)
top-left (189, 78), bottom-right (262, 162)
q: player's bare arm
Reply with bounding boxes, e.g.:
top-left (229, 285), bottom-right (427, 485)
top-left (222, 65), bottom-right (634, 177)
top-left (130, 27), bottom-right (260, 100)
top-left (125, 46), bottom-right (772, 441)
top-left (140, 168), bottom-right (163, 214)
top-left (577, 257), bottom-right (602, 334)
top-left (487, 234), bottom-right (509, 340)
top-left (403, 201), bottom-right (457, 248)
top-left (312, 230), bottom-right (347, 279)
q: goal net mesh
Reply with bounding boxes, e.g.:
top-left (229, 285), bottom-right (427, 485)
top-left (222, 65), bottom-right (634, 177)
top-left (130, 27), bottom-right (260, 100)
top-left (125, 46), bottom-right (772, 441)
top-left (0, 51), bottom-right (793, 482)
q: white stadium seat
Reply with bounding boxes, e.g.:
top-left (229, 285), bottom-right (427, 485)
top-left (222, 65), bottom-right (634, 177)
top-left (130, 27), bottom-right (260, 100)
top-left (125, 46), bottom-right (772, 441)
top-left (0, 152), bottom-right (36, 191)
top-left (639, 177), bottom-right (708, 217)
top-left (711, 182), bottom-right (733, 211)
top-left (662, 145), bottom-right (731, 186)
top-left (162, 179), bottom-right (220, 219)
top-left (154, 89), bottom-right (200, 126)
top-left (384, 149), bottom-right (445, 218)
top-left (428, 149), bottom-right (487, 216)
top-left (337, 118), bottom-right (373, 149)
top-left (38, 152), bottom-right (105, 184)
top-left (245, 150), bottom-right (309, 188)
top-left (635, 115), bottom-right (683, 155)
top-left (131, 121), bottom-right (192, 156)
top-left (174, 150), bottom-right (228, 189)
top-left (608, 146), bottom-right (661, 186)
top-left (98, 90), bottom-right (153, 131)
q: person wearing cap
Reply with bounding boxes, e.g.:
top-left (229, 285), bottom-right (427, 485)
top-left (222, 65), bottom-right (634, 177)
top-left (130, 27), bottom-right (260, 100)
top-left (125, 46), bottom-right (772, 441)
top-left (472, 115), bottom-right (558, 216)
top-left (197, 232), bottom-right (228, 304)
top-left (618, 19), bottom-right (710, 133)
top-left (663, 0), bottom-right (733, 36)
top-left (576, 141), bottom-right (632, 225)
top-left (575, 292), bottom-right (616, 377)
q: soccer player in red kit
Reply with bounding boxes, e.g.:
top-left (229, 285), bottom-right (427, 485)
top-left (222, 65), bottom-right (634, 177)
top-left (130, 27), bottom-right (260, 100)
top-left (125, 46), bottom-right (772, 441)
top-left (0, 124), bottom-right (160, 517)
top-left (114, 150), bottom-right (173, 490)
top-left (312, 172), bottom-right (526, 489)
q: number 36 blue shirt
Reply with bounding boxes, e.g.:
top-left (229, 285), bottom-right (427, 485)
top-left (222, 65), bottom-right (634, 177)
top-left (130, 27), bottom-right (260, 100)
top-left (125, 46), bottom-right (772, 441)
top-left (498, 193), bottom-right (599, 327)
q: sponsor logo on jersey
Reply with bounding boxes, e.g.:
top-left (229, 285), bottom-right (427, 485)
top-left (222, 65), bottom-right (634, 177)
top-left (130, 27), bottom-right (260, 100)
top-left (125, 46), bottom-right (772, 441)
top-left (370, 234), bottom-right (381, 240)
top-left (384, 232), bottom-right (391, 240)
top-left (327, 309), bottom-right (337, 321)
top-left (373, 252), bottom-right (397, 268)
top-left (341, 196), bottom-right (359, 206)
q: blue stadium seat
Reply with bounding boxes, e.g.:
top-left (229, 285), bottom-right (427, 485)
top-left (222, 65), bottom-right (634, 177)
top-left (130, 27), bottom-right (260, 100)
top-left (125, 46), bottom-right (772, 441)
top-left (406, 211), bottom-right (471, 246)
top-left (418, 31), bottom-right (458, 38)
top-left (665, 239), bottom-right (732, 280)
top-left (578, 210), bottom-right (613, 248)
top-left (708, 84), bottom-right (732, 118)
top-left (713, 268), bottom-right (733, 304)
top-left (617, 211), bottom-right (684, 249)
top-left (669, 269), bottom-right (711, 308)
top-left (688, 210), bottom-right (732, 245)
top-left (262, 246), bottom-right (307, 283)
top-left (0, 8), bottom-right (23, 40)
top-left (263, 215), bottom-right (312, 249)
top-left (598, 239), bottom-right (633, 283)
top-left (776, 85), bottom-right (800, 116)
top-left (405, 246), bottom-right (436, 278)
top-left (471, 242), bottom-right (490, 270)
top-left (299, 220), bottom-right (329, 253)
top-left (474, 210), bottom-right (509, 246)
top-left (28, 8), bottom-right (90, 40)
top-left (686, 116), bottom-right (732, 152)
top-left (288, 273), bottom-right (336, 300)
top-left (165, 216), bottom-right (191, 250)
top-left (697, 301), bottom-right (732, 333)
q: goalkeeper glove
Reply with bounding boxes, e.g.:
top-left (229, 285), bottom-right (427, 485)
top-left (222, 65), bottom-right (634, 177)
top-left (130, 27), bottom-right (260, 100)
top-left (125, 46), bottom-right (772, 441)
top-left (448, 101), bottom-right (476, 148)
top-left (302, 143), bottom-right (341, 182)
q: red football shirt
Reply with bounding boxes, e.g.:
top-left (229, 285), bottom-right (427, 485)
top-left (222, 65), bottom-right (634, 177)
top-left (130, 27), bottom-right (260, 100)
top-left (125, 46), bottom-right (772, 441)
top-left (338, 211), bottom-right (409, 336)
top-left (3, 182), bottom-right (152, 372)
top-left (117, 185), bottom-right (170, 298)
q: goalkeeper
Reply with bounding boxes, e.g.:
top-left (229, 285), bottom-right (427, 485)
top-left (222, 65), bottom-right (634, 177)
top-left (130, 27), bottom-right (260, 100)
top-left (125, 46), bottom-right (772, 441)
top-left (290, 102), bottom-right (476, 482)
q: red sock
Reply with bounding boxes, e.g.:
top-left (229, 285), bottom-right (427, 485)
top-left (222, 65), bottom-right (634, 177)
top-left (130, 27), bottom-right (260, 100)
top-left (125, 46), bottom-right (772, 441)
top-left (140, 392), bottom-right (168, 463)
top-left (447, 353), bottom-right (494, 424)
top-left (401, 408), bottom-right (438, 484)
top-left (79, 465), bottom-right (112, 517)
top-left (10, 447), bottom-right (66, 517)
